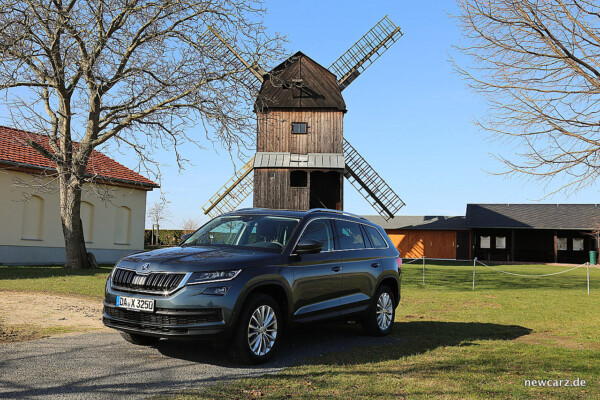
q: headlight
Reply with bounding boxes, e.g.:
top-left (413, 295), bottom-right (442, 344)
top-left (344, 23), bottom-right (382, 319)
top-left (186, 269), bottom-right (242, 285)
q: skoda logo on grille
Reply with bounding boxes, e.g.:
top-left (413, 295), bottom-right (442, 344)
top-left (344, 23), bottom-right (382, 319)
top-left (141, 263), bottom-right (151, 271)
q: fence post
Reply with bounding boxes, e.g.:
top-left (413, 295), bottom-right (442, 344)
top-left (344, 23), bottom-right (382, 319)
top-left (422, 256), bottom-right (425, 285)
top-left (473, 257), bottom-right (477, 290)
top-left (587, 262), bottom-right (590, 296)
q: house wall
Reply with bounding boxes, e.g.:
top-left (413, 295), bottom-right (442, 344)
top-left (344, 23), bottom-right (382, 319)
top-left (386, 229), bottom-right (459, 259)
top-left (0, 169), bottom-right (148, 265)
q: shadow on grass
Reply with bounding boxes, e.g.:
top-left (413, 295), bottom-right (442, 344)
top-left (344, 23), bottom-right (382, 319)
top-left (154, 320), bottom-right (531, 368)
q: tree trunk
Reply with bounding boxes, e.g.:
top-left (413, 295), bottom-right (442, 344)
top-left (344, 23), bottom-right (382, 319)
top-left (60, 176), bottom-right (91, 269)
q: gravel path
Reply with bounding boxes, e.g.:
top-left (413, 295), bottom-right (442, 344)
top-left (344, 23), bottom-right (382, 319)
top-left (0, 324), bottom-right (403, 400)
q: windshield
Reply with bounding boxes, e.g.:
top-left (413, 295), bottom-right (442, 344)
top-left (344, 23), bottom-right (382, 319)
top-left (183, 215), bottom-right (300, 250)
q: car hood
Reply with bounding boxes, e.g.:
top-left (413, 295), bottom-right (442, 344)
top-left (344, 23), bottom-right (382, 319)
top-left (116, 245), bottom-right (282, 273)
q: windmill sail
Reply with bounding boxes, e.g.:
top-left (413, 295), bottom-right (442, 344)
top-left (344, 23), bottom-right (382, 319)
top-left (329, 16), bottom-right (403, 91)
top-left (202, 157), bottom-right (255, 218)
top-left (200, 27), bottom-right (264, 94)
top-left (343, 139), bottom-right (405, 220)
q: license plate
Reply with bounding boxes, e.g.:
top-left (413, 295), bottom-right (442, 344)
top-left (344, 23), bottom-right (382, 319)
top-left (116, 295), bottom-right (154, 312)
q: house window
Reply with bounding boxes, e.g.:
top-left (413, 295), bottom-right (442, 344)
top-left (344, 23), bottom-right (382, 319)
top-left (480, 236), bottom-right (490, 249)
top-left (80, 201), bottom-right (94, 243)
top-left (290, 170), bottom-right (307, 187)
top-left (557, 238), bottom-right (567, 251)
top-left (573, 238), bottom-right (584, 251)
top-left (114, 206), bottom-right (131, 244)
top-left (291, 122), bottom-right (307, 134)
top-left (496, 236), bottom-right (506, 249)
top-left (21, 195), bottom-right (44, 240)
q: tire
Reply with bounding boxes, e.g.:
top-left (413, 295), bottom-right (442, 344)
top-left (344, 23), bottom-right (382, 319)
top-left (363, 285), bottom-right (395, 336)
top-left (229, 294), bottom-right (282, 364)
top-left (120, 331), bottom-right (160, 346)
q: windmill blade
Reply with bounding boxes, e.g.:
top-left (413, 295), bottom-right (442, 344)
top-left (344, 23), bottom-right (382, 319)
top-left (200, 26), bottom-right (264, 94)
top-left (202, 157), bottom-right (255, 218)
top-left (329, 16), bottom-right (403, 91)
top-left (343, 139), bottom-right (405, 220)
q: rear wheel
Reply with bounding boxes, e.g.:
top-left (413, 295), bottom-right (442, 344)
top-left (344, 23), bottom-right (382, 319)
top-left (230, 294), bottom-right (282, 364)
top-left (120, 332), bottom-right (159, 346)
top-left (363, 285), bottom-right (395, 336)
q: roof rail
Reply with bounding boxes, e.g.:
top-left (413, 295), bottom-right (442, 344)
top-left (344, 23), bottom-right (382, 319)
top-left (233, 207), bottom-right (269, 212)
top-left (306, 208), bottom-right (367, 220)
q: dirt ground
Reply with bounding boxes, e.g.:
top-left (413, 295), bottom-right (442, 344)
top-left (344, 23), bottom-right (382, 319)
top-left (0, 291), bottom-right (109, 343)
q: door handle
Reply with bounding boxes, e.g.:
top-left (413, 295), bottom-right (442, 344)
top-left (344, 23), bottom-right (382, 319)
top-left (371, 263), bottom-right (380, 268)
top-left (331, 266), bottom-right (342, 272)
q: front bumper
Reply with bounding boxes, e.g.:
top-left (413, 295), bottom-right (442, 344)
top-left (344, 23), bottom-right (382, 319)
top-left (103, 280), bottom-right (238, 339)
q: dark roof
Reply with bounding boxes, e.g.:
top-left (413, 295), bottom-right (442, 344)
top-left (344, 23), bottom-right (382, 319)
top-left (255, 51), bottom-right (346, 112)
top-left (363, 215), bottom-right (468, 231)
top-left (0, 126), bottom-right (159, 189)
top-left (466, 204), bottom-right (600, 230)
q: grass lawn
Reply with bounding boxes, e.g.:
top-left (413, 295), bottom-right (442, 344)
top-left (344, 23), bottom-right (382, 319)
top-left (164, 262), bottom-right (600, 399)
top-left (0, 265), bottom-right (112, 299)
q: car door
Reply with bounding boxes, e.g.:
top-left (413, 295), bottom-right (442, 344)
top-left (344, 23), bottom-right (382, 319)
top-left (290, 218), bottom-right (343, 322)
top-left (333, 219), bottom-right (381, 315)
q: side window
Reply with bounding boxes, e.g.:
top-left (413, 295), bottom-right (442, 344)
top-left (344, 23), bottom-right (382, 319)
top-left (364, 225), bottom-right (387, 249)
top-left (335, 220), bottom-right (366, 250)
top-left (300, 220), bottom-right (334, 251)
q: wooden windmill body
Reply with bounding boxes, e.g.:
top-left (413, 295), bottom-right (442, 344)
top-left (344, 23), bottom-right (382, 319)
top-left (254, 52), bottom-right (345, 211)
top-left (202, 16), bottom-right (406, 220)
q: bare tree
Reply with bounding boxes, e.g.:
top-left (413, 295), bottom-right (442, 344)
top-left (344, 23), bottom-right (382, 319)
top-left (147, 194), bottom-right (172, 246)
top-left (0, 0), bottom-right (284, 268)
top-left (454, 0), bottom-right (600, 195)
top-left (181, 217), bottom-right (200, 233)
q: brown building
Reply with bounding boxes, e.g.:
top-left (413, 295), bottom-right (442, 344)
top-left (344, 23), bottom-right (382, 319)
top-left (364, 215), bottom-right (471, 260)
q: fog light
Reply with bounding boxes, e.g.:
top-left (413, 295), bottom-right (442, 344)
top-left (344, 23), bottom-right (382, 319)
top-left (202, 286), bottom-right (230, 295)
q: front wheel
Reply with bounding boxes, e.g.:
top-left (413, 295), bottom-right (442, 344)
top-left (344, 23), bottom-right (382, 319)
top-left (363, 285), bottom-right (395, 336)
top-left (230, 294), bottom-right (282, 364)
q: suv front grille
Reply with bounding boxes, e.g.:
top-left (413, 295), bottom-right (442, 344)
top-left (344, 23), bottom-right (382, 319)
top-left (111, 268), bottom-right (186, 294)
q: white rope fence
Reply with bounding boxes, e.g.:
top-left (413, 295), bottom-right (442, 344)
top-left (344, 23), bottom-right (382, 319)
top-left (474, 257), bottom-right (594, 295)
top-left (401, 256), bottom-right (597, 295)
top-left (403, 256), bottom-right (471, 285)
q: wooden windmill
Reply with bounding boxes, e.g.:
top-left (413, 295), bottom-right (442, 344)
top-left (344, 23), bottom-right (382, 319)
top-left (202, 16), bottom-right (405, 221)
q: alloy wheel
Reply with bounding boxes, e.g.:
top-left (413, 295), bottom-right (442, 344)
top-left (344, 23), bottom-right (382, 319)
top-left (247, 305), bottom-right (278, 356)
top-left (376, 292), bottom-right (393, 331)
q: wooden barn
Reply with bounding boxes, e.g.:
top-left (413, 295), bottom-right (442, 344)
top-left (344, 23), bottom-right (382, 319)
top-left (467, 204), bottom-right (600, 264)
top-left (364, 215), bottom-right (471, 260)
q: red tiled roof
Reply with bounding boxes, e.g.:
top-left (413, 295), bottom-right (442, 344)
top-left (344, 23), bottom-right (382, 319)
top-left (0, 126), bottom-right (159, 189)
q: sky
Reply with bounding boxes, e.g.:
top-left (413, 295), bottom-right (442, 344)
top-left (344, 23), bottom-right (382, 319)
top-left (2, 1), bottom-right (599, 229)
top-left (146, 0), bottom-right (599, 228)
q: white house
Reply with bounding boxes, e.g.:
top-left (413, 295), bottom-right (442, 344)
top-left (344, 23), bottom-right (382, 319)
top-left (0, 126), bottom-right (159, 265)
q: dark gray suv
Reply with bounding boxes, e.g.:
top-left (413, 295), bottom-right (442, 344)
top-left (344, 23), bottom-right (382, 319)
top-left (103, 208), bottom-right (401, 364)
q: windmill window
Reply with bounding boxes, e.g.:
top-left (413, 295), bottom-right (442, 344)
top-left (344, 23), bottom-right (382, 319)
top-left (573, 238), bottom-right (584, 251)
top-left (290, 170), bottom-right (307, 187)
top-left (291, 122), bottom-right (307, 134)
top-left (557, 237), bottom-right (567, 251)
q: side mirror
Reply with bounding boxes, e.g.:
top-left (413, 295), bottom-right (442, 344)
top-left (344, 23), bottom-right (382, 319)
top-left (294, 239), bottom-right (323, 255)
top-left (180, 233), bottom-right (192, 244)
